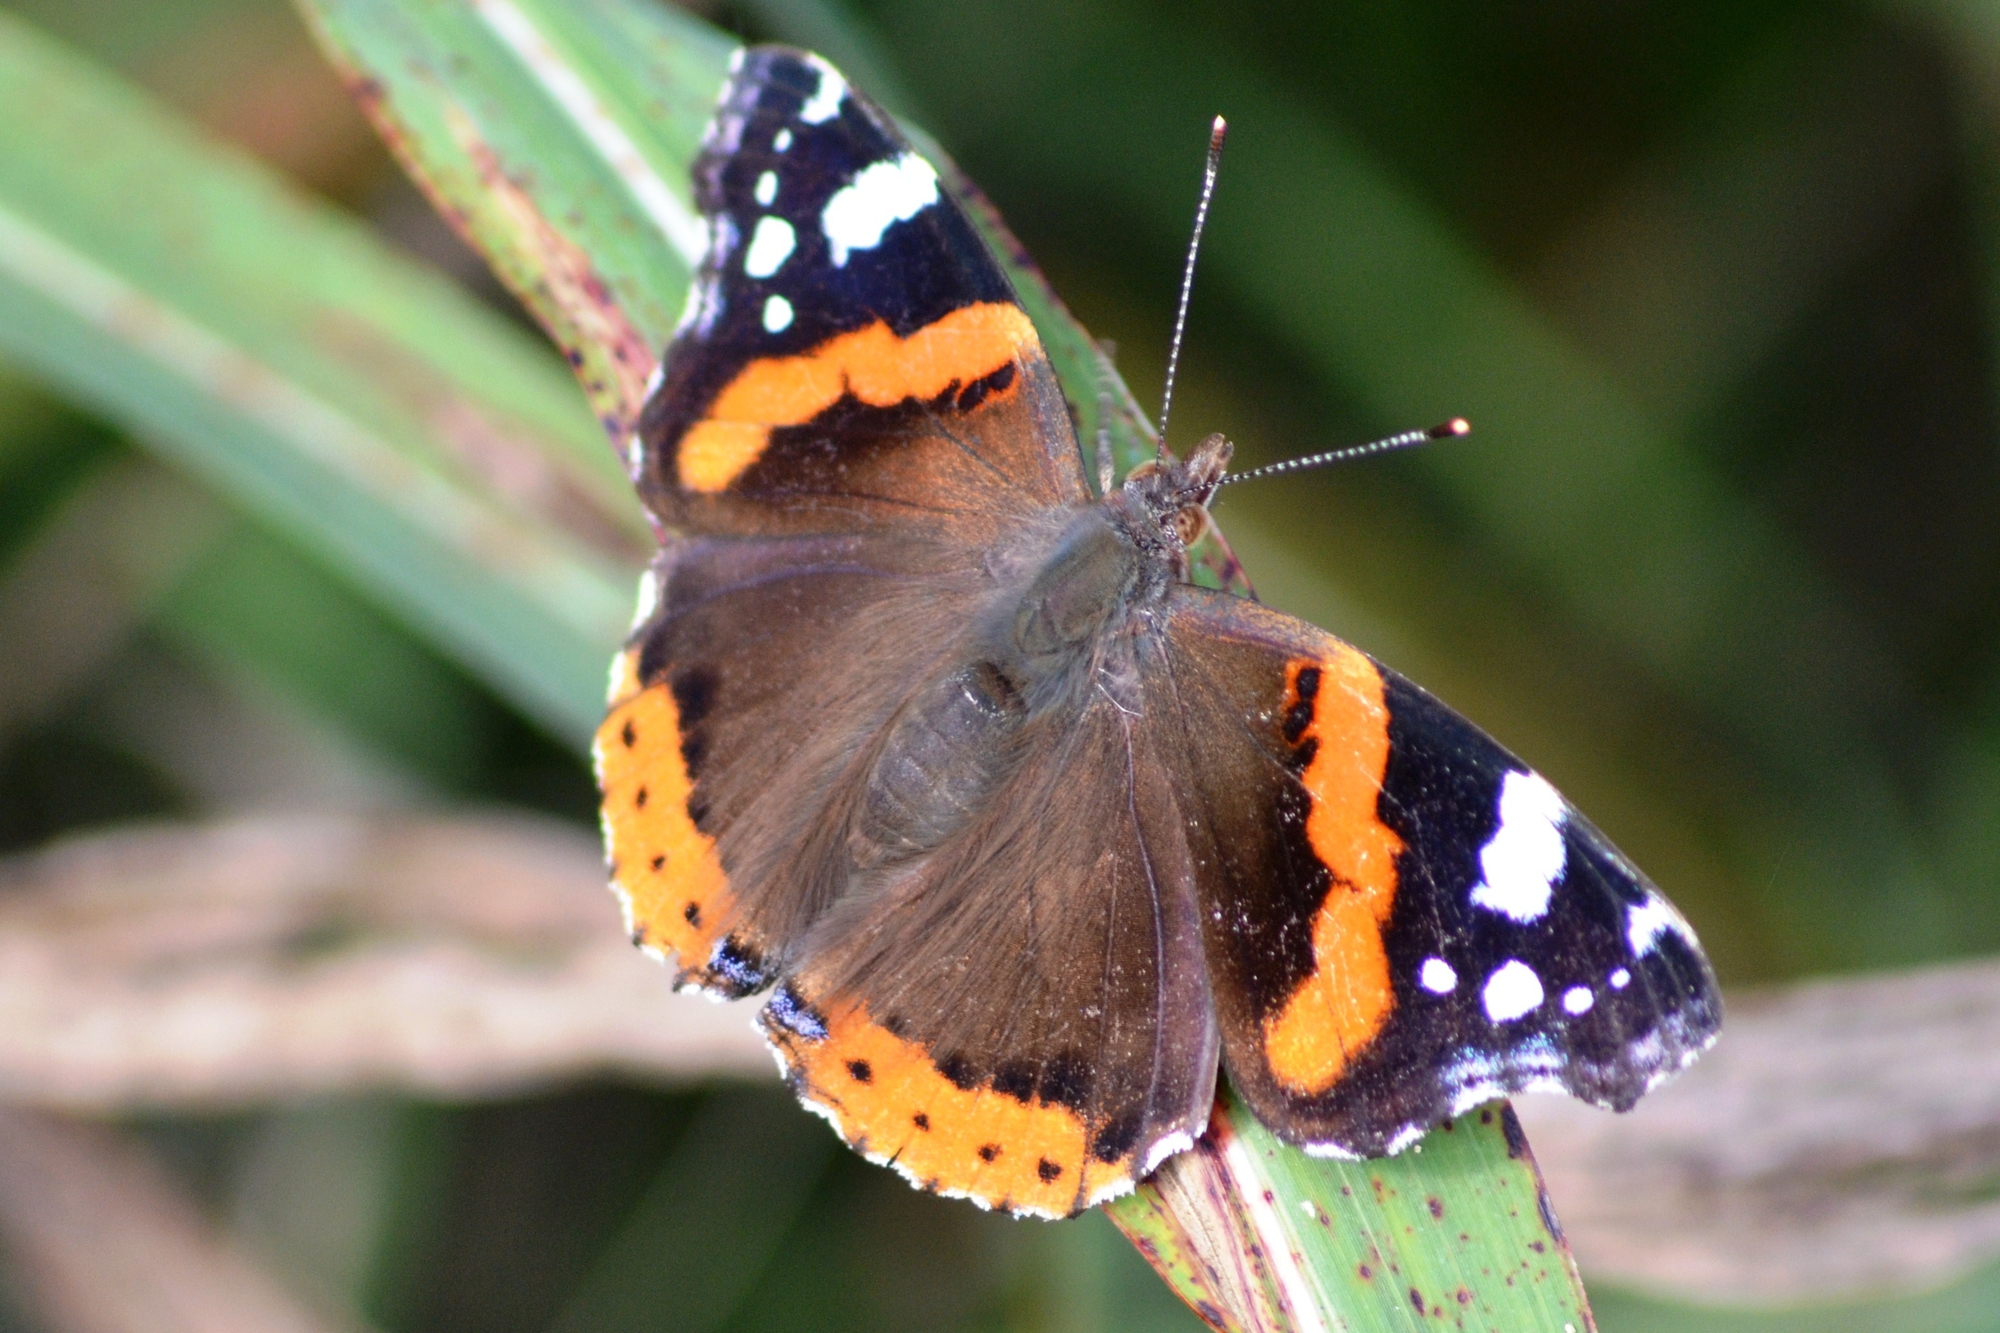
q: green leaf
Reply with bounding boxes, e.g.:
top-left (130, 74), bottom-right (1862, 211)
top-left (0, 9), bottom-right (641, 745)
top-left (1107, 1094), bottom-right (1592, 1332)
top-left (295, 0), bottom-right (735, 438)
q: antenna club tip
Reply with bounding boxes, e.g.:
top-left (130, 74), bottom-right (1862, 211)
top-left (1209, 116), bottom-right (1228, 147)
top-left (1430, 417), bottom-right (1470, 439)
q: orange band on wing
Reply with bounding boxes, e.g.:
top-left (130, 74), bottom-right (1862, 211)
top-left (1262, 647), bottom-right (1405, 1094)
top-left (766, 994), bottom-right (1128, 1218)
top-left (677, 301), bottom-right (1038, 492)
top-left (593, 647), bottom-right (734, 979)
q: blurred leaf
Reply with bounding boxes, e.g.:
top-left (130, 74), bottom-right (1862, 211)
top-left (546, 1085), bottom-right (833, 1333)
top-left (0, 1108), bottom-right (359, 1333)
top-left (0, 10), bottom-right (640, 746)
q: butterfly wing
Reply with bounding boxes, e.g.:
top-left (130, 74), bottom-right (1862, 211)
top-left (1150, 588), bottom-right (1721, 1155)
top-left (598, 47), bottom-right (1091, 994)
top-left (634, 46), bottom-right (1090, 540)
top-left (760, 684), bottom-right (1218, 1218)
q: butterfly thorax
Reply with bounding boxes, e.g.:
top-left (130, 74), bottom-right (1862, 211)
top-left (846, 436), bottom-right (1230, 873)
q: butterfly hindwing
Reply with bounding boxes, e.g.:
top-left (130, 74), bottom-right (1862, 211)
top-left (1152, 589), bottom-right (1721, 1156)
top-left (761, 684), bottom-right (1219, 1218)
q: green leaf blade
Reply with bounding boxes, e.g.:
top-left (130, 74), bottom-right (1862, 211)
top-left (299, 0), bottom-right (735, 435)
top-left (0, 10), bottom-right (637, 742)
top-left (1110, 1096), bottom-right (1594, 1332)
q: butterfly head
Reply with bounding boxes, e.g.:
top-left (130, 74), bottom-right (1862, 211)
top-left (1121, 431), bottom-right (1232, 556)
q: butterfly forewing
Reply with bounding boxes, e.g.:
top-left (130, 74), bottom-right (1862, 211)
top-left (634, 47), bottom-right (1088, 540)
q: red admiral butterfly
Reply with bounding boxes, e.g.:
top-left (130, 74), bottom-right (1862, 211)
top-left (595, 47), bottom-right (1720, 1219)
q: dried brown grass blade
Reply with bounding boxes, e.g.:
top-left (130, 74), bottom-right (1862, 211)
top-left (0, 815), bottom-right (765, 1110)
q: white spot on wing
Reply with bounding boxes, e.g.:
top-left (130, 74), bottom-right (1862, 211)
top-left (629, 567), bottom-right (659, 629)
top-left (1610, 966), bottom-right (1631, 989)
top-left (754, 170), bottom-right (778, 205)
top-left (822, 152), bottom-right (940, 266)
top-left (1625, 894), bottom-right (1689, 956)
top-left (673, 274), bottom-right (706, 335)
top-left (1468, 770), bottom-right (1567, 922)
top-left (1418, 957), bottom-right (1458, 994)
top-left (1561, 985), bottom-right (1594, 1015)
top-left (762, 294), bottom-right (793, 332)
top-left (772, 128), bottom-right (793, 152)
top-left (743, 215), bottom-right (796, 278)
top-left (799, 55), bottom-right (847, 124)
top-left (1481, 960), bottom-right (1544, 1023)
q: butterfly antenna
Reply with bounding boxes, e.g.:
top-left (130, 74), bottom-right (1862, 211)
top-left (1157, 116), bottom-right (1227, 462)
top-left (1215, 419), bottom-right (1470, 489)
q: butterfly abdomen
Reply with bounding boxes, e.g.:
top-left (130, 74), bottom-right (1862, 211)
top-left (851, 661), bottom-right (1026, 868)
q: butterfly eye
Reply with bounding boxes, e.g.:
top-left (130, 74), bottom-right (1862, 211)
top-left (1171, 504), bottom-right (1211, 547)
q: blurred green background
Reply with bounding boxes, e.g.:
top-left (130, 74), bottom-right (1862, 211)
top-left (3, 0), bottom-right (2000, 1328)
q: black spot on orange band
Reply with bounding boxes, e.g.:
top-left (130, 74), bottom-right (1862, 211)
top-left (674, 303), bottom-right (1038, 493)
top-left (1260, 647), bottom-right (1406, 1095)
top-left (761, 991), bottom-right (1140, 1217)
top-left (595, 648), bottom-right (736, 991)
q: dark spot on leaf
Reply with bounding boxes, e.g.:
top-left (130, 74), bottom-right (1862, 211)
top-left (1409, 1288), bottom-right (1425, 1314)
top-left (1356, 1264), bottom-right (1372, 1281)
top-left (1538, 1187), bottom-right (1566, 1241)
top-left (1455, 1287), bottom-right (1471, 1305)
top-left (1501, 1105), bottom-right (1529, 1159)
top-left (1427, 1196), bottom-right (1444, 1220)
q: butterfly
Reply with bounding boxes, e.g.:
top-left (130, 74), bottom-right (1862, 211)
top-left (594, 46), bottom-right (1721, 1219)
